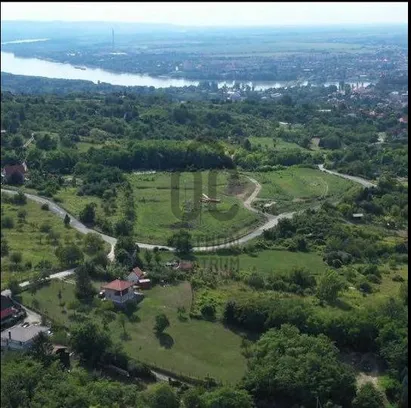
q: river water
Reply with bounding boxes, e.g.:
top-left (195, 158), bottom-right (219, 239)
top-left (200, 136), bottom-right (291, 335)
top-left (1, 46), bottom-right (371, 90)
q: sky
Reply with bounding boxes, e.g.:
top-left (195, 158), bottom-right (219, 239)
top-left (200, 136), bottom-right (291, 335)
top-left (1, 2), bottom-right (408, 27)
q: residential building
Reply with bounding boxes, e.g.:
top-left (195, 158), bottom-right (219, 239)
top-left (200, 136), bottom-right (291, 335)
top-left (2, 162), bottom-right (28, 183)
top-left (1, 325), bottom-right (49, 350)
top-left (1, 295), bottom-right (16, 322)
top-left (101, 279), bottom-right (135, 305)
top-left (126, 267), bottom-right (145, 284)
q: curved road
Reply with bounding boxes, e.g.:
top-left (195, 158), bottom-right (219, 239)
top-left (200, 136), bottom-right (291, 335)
top-left (318, 164), bottom-right (376, 188)
top-left (1, 164), bottom-right (376, 279)
top-left (0, 166), bottom-right (377, 383)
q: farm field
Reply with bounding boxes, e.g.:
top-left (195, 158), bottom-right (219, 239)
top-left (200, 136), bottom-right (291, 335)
top-left (1, 196), bottom-right (86, 288)
top-left (196, 249), bottom-right (327, 277)
top-left (248, 166), bottom-right (356, 213)
top-left (20, 280), bottom-right (247, 383)
top-left (55, 170), bottom-right (263, 246)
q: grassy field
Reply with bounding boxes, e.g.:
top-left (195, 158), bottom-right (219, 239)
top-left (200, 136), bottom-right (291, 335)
top-left (341, 264), bottom-right (408, 308)
top-left (55, 171), bottom-right (263, 245)
top-left (196, 249), bottom-right (327, 276)
top-left (20, 280), bottom-right (247, 383)
top-left (249, 136), bottom-right (306, 151)
top-left (193, 254), bottom-right (408, 319)
top-left (1, 197), bottom-right (85, 287)
top-left (248, 166), bottom-right (356, 212)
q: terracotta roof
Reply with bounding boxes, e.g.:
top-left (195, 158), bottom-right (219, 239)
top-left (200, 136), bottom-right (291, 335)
top-left (0, 307), bottom-right (14, 320)
top-left (1, 295), bottom-right (14, 311)
top-left (131, 267), bottom-right (144, 278)
top-left (102, 279), bottom-right (134, 291)
top-left (3, 164), bottom-right (27, 176)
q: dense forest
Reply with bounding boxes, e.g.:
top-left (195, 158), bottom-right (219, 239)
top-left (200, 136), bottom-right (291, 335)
top-left (1, 90), bottom-right (407, 178)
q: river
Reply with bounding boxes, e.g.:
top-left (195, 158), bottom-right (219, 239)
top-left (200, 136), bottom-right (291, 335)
top-left (1, 47), bottom-right (371, 90)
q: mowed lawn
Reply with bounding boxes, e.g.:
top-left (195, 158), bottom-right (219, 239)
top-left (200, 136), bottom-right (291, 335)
top-left (55, 171), bottom-right (262, 246)
top-left (20, 280), bottom-right (246, 383)
top-left (1, 198), bottom-right (85, 288)
top-left (196, 249), bottom-right (327, 277)
top-left (249, 167), bottom-right (356, 212)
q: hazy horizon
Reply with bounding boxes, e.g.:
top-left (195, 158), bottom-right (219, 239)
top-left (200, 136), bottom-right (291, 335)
top-left (1, 2), bottom-right (408, 27)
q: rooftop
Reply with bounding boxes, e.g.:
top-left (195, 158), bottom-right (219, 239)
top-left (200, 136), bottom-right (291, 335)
top-left (130, 267), bottom-right (144, 278)
top-left (1, 295), bottom-right (14, 311)
top-left (102, 279), bottom-right (134, 292)
top-left (3, 163), bottom-right (27, 176)
top-left (1, 325), bottom-right (49, 343)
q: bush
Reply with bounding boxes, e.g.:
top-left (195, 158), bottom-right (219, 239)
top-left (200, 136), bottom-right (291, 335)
top-left (246, 273), bottom-right (266, 290)
top-left (367, 274), bottom-right (381, 284)
top-left (1, 239), bottom-right (9, 257)
top-left (392, 274), bottom-right (405, 282)
top-left (9, 251), bottom-right (23, 265)
top-left (128, 359), bottom-right (156, 381)
top-left (12, 191), bottom-right (27, 205)
top-left (41, 203), bottom-right (49, 211)
top-left (379, 375), bottom-right (402, 402)
top-left (200, 303), bottom-right (216, 321)
top-left (352, 383), bottom-right (385, 408)
top-left (67, 300), bottom-right (81, 310)
top-left (357, 281), bottom-right (373, 294)
top-left (40, 222), bottom-right (52, 233)
top-left (1, 216), bottom-right (14, 229)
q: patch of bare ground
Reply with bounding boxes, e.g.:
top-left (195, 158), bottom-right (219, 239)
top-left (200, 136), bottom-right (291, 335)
top-left (310, 137), bottom-right (321, 149)
top-left (340, 351), bottom-right (389, 404)
top-left (227, 179), bottom-right (255, 201)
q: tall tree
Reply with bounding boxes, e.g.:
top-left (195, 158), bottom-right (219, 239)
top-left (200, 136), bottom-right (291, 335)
top-left (74, 263), bottom-right (96, 302)
top-left (70, 321), bottom-right (112, 367)
top-left (243, 324), bottom-right (356, 407)
top-left (154, 313), bottom-right (170, 335)
top-left (29, 332), bottom-right (54, 366)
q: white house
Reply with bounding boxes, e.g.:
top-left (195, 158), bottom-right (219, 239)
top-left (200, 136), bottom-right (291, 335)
top-left (1, 325), bottom-right (49, 350)
top-left (101, 279), bottom-right (135, 305)
top-left (126, 267), bottom-right (145, 284)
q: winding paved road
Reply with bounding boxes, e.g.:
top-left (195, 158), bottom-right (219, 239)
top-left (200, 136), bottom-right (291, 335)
top-left (1, 165), bottom-right (376, 285)
top-left (318, 164), bottom-right (377, 188)
top-left (0, 166), bottom-right (378, 382)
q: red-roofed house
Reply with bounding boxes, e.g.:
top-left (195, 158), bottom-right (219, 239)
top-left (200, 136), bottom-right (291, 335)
top-left (2, 162), bottom-right (28, 183)
top-left (1, 295), bottom-right (17, 322)
top-left (126, 267), bottom-right (146, 284)
top-left (101, 279), bottom-right (135, 305)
